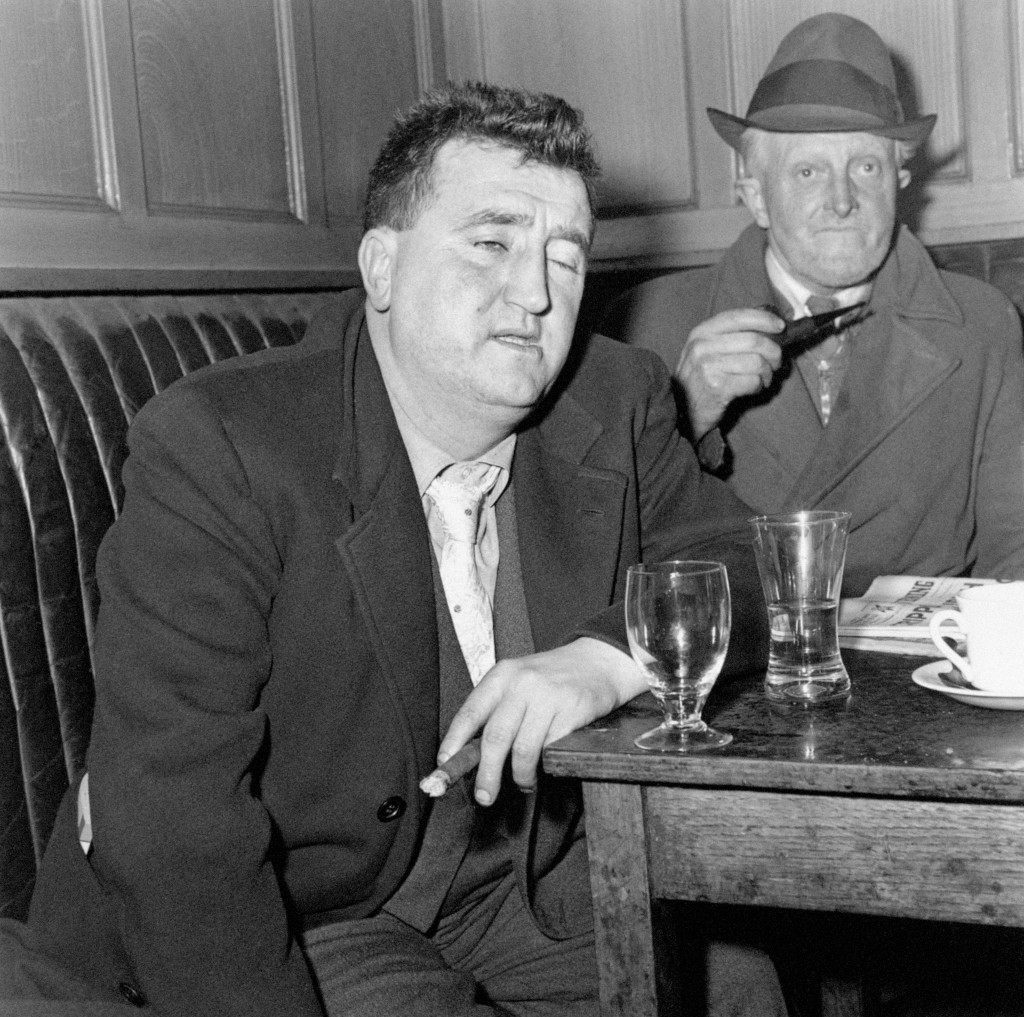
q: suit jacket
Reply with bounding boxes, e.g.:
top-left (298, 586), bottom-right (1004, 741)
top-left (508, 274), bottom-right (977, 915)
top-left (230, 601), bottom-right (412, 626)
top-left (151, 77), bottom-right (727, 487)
top-left (604, 224), bottom-right (1024, 595)
top-left (29, 290), bottom-right (767, 1016)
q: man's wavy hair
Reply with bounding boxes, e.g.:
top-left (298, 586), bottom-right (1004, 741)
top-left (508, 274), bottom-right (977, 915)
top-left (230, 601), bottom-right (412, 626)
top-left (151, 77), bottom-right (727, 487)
top-left (363, 80), bottom-right (600, 232)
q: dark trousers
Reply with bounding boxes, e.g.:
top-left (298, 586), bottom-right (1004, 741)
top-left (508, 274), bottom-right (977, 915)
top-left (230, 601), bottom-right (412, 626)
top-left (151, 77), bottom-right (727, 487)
top-left (300, 872), bottom-right (597, 1017)
top-left (299, 873), bottom-right (790, 1017)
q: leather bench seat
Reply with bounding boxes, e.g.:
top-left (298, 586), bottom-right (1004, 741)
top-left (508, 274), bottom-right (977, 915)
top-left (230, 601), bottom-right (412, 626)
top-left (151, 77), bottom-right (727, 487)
top-left (0, 289), bottom-right (350, 920)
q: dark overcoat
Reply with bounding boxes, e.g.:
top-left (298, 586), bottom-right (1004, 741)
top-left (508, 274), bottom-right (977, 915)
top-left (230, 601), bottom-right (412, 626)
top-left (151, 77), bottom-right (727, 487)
top-left (605, 224), bottom-right (1024, 595)
top-left (28, 290), bottom-right (767, 1016)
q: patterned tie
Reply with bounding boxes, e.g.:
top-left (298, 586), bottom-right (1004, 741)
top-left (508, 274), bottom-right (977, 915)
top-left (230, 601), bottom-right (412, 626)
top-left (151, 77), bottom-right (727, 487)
top-left (804, 295), bottom-right (848, 425)
top-left (427, 462), bottom-right (501, 685)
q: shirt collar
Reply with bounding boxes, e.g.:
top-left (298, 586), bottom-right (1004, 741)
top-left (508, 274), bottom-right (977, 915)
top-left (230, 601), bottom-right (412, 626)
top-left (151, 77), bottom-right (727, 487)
top-left (765, 246), bottom-right (872, 317)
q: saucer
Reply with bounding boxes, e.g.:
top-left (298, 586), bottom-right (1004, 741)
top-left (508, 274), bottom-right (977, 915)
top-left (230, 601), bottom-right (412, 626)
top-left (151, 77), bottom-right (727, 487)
top-left (911, 661), bottom-right (1024, 710)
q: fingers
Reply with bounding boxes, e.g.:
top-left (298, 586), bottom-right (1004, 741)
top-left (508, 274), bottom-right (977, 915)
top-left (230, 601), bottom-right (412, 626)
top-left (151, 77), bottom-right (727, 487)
top-left (437, 644), bottom-right (620, 807)
top-left (436, 669), bottom-right (525, 807)
top-left (696, 306), bottom-right (786, 340)
top-left (678, 308), bottom-right (786, 437)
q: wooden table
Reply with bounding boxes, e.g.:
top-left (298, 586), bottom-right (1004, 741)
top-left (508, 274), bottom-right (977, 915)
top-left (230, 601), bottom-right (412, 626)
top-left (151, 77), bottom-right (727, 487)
top-left (543, 649), bottom-right (1024, 1017)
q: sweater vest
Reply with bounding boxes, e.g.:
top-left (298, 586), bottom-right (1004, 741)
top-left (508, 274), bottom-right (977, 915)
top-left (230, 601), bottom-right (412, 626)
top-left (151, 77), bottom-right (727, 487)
top-left (383, 481), bottom-right (535, 932)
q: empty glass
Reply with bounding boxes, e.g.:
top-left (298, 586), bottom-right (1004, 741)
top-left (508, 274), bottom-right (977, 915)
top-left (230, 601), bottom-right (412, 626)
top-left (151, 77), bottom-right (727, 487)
top-left (624, 560), bottom-right (732, 751)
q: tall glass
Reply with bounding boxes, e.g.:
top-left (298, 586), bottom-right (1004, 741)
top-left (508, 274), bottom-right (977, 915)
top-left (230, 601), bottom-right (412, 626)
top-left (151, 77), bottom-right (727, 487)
top-left (624, 560), bottom-right (732, 751)
top-left (749, 510), bottom-right (851, 703)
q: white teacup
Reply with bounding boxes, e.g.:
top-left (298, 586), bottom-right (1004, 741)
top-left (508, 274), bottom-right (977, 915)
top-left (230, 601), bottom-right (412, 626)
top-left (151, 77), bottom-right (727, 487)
top-left (928, 582), bottom-right (1024, 694)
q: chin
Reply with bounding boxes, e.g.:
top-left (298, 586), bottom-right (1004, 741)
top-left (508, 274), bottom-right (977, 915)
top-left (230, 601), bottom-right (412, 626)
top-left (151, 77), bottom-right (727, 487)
top-left (481, 380), bottom-right (547, 413)
top-left (817, 241), bottom-right (889, 284)
top-left (801, 254), bottom-right (879, 290)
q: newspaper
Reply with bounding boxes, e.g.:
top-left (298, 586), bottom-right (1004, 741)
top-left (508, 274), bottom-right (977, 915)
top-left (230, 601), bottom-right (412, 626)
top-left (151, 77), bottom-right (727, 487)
top-left (837, 575), bottom-right (994, 655)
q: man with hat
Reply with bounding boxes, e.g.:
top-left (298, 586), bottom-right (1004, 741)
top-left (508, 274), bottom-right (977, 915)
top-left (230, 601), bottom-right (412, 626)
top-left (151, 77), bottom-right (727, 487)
top-left (604, 12), bottom-right (1024, 596)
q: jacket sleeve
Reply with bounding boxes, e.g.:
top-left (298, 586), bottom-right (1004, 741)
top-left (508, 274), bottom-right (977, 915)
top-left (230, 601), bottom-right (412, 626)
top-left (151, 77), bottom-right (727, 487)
top-left (973, 298), bottom-right (1024, 579)
top-left (87, 382), bottom-right (324, 1017)
top-left (576, 346), bottom-right (769, 679)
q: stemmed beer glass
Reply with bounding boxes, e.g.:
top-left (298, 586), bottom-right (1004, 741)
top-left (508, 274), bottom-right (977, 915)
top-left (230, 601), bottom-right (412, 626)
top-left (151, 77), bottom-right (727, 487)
top-left (625, 560), bottom-right (732, 751)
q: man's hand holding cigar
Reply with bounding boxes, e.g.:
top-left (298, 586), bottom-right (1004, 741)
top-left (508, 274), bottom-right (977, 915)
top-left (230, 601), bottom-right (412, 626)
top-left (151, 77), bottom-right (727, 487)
top-left (423, 637), bottom-right (645, 805)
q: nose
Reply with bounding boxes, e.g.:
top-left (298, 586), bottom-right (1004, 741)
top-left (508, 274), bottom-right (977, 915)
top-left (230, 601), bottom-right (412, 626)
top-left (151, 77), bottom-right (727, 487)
top-left (827, 171), bottom-right (857, 218)
top-left (504, 249), bottom-right (550, 315)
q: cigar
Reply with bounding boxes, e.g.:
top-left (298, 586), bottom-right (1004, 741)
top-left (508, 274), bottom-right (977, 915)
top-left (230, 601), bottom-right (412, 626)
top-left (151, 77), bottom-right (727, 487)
top-left (419, 738), bottom-right (482, 797)
top-left (765, 301), bottom-right (868, 352)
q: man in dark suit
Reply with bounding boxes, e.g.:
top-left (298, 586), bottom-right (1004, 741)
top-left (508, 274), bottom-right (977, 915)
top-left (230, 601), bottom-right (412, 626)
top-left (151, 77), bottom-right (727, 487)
top-left (14, 82), bottom-right (782, 1016)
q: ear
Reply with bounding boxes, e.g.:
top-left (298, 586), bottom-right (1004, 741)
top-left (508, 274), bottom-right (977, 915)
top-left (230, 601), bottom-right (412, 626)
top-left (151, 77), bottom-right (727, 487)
top-left (358, 228), bottom-right (397, 312)
top-left (735, 175), bottom-right (770, 229)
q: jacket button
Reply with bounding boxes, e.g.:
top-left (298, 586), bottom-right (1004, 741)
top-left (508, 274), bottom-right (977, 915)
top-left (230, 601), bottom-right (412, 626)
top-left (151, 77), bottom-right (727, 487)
top-left (376, 796), bottom-right (406, 822)
top-left (117, 981), bottom-right (146, 1006)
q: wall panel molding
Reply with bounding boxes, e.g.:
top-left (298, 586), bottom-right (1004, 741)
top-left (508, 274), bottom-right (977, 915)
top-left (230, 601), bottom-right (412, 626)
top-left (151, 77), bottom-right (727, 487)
top-left (81, 0), bottom-right (120, 212)
top-left (133, 0), bottom-right (298, 222)
top-left (1011, 0), bottom-right (1024, 176)
top-left (274, 0), bottom-right (308, 224)
top-left (0, 0), bottom-right (116, 214)
top-left (412, 0), bottom-right (436, 93)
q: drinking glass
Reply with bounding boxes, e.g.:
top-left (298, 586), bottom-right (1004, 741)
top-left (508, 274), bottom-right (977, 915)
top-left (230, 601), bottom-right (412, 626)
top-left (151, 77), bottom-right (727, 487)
top-left (749, 510), bottom-right (850, 703)
top-left (624, 560), bottom-right (732, 751)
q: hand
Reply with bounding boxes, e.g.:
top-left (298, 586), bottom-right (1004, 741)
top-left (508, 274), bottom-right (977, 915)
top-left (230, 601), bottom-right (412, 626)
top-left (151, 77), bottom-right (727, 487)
top-left (676, 307), bottom-right (784, 440)
top-left (437, 637), bottom-right (645, 806)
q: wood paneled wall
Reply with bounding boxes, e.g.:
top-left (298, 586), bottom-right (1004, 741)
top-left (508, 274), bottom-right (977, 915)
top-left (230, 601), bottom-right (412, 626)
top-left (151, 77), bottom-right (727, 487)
top-left (0, 1), bottom-right (1021, 288)
top-left (0, 0), bottom-right (438, 290)
top-left (442, 0), bottom-right (1024, 270)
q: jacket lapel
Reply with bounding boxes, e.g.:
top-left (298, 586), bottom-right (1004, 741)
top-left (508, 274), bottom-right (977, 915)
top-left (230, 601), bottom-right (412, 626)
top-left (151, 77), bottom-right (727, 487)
top-left (513, 391), bottom-right (628, 653)
top-left (781, 227), bottom-right (964, 512)
top-left (782, 315), bottom-right (959, 511)
top-left (331, 308), bottom-right (439, 770)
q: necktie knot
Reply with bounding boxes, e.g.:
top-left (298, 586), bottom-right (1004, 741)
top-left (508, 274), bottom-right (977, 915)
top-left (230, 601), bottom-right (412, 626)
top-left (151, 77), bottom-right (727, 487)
top-left (427, 463), bottom-right (499, 544)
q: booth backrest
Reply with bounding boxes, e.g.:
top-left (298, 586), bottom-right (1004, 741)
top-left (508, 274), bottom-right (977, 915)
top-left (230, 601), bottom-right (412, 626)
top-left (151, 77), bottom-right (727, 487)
top-left (0, 289), bottom-right (351, 920)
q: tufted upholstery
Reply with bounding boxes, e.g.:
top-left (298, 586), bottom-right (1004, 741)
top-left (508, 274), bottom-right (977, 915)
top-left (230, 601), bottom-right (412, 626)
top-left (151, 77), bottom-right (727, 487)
top-left (0, 289), bottom-right (351, 920)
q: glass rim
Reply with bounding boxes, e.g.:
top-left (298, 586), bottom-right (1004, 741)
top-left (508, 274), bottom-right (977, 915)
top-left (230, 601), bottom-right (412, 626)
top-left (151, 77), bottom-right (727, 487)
top-left (748, 509), bottom-right (851, 527)
top-left (626, 559), bottom-right (727, 576)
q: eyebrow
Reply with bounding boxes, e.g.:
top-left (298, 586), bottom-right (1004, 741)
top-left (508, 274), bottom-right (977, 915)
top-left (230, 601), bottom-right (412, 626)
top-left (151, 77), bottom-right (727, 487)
top-left (459, 209), bottom-right (592, 251)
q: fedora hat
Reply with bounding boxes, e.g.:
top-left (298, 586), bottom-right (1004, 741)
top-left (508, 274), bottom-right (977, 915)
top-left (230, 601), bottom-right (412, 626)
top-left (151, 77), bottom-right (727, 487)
top-left (707, 13), bottom-right (936, 150)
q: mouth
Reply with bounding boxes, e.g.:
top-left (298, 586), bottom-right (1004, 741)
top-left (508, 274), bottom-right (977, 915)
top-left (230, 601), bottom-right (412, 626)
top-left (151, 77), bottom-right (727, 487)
top-left (491, 331), bottom-right (541, 348)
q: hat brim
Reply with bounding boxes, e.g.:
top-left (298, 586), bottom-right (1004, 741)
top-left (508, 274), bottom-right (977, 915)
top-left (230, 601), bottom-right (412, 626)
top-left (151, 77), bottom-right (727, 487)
top-left (707, 105), bottom-right (936, 151)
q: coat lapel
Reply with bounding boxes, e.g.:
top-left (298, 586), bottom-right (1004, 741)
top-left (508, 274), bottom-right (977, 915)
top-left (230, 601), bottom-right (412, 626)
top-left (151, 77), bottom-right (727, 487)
top-left (513, 391), bottom-right (628, 653)
top-left (331, 309), bottom-right (439, 770)
top-left (781, 227), bottom-right (964, 512)
top-left (782, 314), bottom-right (960, 511)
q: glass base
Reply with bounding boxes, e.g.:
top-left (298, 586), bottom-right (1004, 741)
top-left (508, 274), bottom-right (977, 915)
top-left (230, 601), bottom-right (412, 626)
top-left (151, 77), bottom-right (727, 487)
top-left (634, 720), bottom-right (733, 752)
top-left (765, 669), bottom-right (850, 703)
